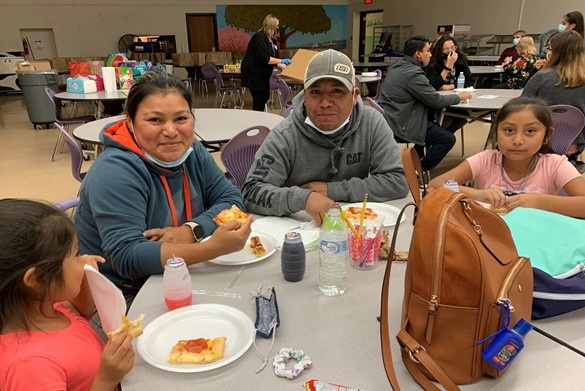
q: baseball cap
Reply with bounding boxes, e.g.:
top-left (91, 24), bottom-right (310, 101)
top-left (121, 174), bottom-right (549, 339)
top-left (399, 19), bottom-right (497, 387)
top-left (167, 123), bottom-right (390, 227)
top-left (304, 49), bottom-right (355, 91)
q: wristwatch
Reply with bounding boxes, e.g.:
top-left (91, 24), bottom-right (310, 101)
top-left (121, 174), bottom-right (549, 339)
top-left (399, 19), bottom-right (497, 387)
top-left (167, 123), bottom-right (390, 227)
top-left (443, 65), bottom-right (452, 71)
top-left (184, 222), bottom-right (205, 243)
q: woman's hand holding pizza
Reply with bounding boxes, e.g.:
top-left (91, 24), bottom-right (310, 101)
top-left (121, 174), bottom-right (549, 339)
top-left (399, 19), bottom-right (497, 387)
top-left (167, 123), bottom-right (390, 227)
top-left (207, 216), bottom-right (253, 255)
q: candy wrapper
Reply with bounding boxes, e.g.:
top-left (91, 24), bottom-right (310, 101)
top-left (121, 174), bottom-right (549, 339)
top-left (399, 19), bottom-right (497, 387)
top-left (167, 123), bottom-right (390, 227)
top-left (305, 379), bottom-right (368, 391)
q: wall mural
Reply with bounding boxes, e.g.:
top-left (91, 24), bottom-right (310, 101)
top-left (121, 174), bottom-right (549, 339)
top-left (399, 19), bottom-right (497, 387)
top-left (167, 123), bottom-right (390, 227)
top-left (217, 5), bottom-right (347, 59)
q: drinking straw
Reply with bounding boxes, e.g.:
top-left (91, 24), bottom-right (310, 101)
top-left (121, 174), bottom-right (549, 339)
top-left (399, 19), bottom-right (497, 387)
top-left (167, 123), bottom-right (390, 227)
top-left (357, 193), bottom-right (368, 257)
top-left (338, 205), bottom-right (359, 237)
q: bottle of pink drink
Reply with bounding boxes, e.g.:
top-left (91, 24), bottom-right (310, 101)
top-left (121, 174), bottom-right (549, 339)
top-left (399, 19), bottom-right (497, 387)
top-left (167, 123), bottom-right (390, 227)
top-left (163, 256), bottom-right (193, 311)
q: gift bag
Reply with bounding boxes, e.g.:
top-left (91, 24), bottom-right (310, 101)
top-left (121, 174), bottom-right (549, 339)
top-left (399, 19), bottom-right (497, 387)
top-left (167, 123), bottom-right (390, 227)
top-left (68, 61), bottom-right (91, 77)
top-left (116, 67), bottom-right (133, 90)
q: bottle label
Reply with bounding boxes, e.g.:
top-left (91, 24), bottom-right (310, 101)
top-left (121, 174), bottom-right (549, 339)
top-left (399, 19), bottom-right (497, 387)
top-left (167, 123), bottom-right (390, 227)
top-left (491, 339), bottom-right (521, 369)
top-left (319, 239), bottom-right (348, 254)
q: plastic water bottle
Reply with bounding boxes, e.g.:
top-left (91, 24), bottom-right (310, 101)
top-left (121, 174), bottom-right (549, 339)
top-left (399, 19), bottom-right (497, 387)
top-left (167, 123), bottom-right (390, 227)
top-left (457, 72), bottom-right (465, 89)
top-left (163, 256), bottom-right (193, 311)
top-left (318, 208), bottom-right (348, 296)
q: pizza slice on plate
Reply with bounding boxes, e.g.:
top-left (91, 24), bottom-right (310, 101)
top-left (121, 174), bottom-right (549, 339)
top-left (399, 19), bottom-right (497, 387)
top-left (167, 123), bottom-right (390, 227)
top-left (249, 236), bottom-right (266, 256)
top-left (213, 205), bottom-right (249, 225)
top-left (343, 206), bottom-right (378, 220)
top-left (108, 314), bottom-right (145, 340)
top-left (167, 337), bottom-right (227, 364)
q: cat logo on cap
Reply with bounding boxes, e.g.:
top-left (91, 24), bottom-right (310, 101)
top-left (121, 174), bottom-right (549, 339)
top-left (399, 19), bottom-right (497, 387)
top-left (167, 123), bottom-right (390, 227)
top-left (334, 63), bottom-right (351, 74)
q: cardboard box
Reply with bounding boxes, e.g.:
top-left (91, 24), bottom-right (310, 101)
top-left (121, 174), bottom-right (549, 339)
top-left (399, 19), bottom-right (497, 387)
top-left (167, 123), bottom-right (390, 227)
top-left (279, 49), bottom-right (318, 84)
top-left (16, 60), bottom-right (52, 71)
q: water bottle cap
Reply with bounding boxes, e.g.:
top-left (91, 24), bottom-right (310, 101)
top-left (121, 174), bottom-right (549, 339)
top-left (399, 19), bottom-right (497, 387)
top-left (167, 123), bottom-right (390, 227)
top-left (166, 257), bottom-right (186, 268)
top-left (512, 318), bottom-right (533, 337)
top-left (327, 208), bottom-right (340, 216)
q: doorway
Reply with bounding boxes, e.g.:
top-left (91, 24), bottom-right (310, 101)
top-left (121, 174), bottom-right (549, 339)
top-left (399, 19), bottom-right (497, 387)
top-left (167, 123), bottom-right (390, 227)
top-left (186, 14), bottom-right (218, 52)
top-left (20, 28), bottom-right (58, 61)
top-left (358, 10), bottom-right (384, 61)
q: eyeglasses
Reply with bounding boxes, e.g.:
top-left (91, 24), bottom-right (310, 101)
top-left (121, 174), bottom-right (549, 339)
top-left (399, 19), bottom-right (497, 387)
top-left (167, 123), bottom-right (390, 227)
top-left (443, 46), bottom-right (457, 54)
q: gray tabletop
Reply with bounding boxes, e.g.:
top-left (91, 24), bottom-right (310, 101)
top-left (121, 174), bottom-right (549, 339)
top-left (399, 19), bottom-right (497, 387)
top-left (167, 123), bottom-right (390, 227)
top-left (469, 66), bottom-right (504, 75)
top-left (72, 109), bottom-right (284, 145)
top-left (55, 90), bottom-right (128, 101)
top-left (122, 197), bottom-right (585, 390)
top-left (441, 89), bottom-right (521, 111)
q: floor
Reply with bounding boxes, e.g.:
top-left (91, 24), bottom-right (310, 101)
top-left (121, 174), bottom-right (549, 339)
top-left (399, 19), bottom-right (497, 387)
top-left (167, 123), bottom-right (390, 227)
top-left (0, 89), bottom-right (491, 204)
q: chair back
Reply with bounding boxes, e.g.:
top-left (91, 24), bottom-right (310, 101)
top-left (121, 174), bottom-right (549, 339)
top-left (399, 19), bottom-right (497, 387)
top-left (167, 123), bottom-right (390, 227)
top-left (365, 69), bottom-right (382, 99)
top-left (275, 76), bottom-right (292, 108)
top-left (220, 125), bottom-right (270, 188)
top-left (201, 63), bottom-right (217, 82)
top-left (549, 105), bottom-right (585, 155)
top-left (281, 105), bottom-right (293, 118)
top-left (55, 197), bottom-right (80, 213)
top-left (365, 96), bottom-right (385, 117)
top-left (54, 122), bottom-right (87, 183)
top-left (45, 87), bottom-right (60, 122)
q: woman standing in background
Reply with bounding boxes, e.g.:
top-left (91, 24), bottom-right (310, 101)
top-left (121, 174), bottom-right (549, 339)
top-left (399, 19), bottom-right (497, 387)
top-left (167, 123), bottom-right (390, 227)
top-left (241, 14), bottom-right (289, 111)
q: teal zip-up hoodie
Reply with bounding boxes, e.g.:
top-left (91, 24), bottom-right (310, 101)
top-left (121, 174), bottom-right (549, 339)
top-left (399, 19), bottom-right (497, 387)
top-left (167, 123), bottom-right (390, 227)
top-left (75, 120), bottom-right (243, 295)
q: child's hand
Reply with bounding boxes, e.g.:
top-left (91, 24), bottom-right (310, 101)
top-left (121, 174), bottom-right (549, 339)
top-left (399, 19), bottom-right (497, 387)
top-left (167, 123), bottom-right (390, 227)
top-left (96, 332), bottom-right (135, 387)
top-left (471, 188), bottom-right (507, 210)
top-left (81, 255), bottom-right (105, 271)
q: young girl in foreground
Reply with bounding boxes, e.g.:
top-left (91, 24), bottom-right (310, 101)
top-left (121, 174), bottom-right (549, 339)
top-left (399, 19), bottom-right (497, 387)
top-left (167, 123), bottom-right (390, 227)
top-left (0, 199), bottom-right (135, 391)
top-left (429, 96), bottom-right (585, 218)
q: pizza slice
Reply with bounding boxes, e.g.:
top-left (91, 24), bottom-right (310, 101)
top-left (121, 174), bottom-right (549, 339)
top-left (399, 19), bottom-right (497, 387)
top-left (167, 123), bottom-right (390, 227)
top-left (213, 205), bottom-right (249, 225)
top-left (108, 313), bottom-right (145, 340)
top-left (167, 337), bottom-right (227, 364)
top-left (343, 206), bottom-right (379, 220)
top-left (249, 236), bottom-right (266, 256)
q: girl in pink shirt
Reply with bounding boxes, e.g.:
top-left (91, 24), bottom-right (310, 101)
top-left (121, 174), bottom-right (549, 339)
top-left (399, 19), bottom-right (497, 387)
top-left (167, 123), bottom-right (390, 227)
top-left (0, 199), bottom-right (135, 391)
top-left (429, 97), bottom-right (585, 218)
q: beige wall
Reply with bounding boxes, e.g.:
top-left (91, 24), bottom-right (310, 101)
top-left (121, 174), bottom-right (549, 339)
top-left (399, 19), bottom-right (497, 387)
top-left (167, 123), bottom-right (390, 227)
top-left (1, 0), bottom-right (583, 58)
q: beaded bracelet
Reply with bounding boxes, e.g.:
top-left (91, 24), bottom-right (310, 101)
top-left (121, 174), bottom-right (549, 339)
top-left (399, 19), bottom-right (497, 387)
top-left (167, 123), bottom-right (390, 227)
top-left (273, 348), bottom-right (312, 379)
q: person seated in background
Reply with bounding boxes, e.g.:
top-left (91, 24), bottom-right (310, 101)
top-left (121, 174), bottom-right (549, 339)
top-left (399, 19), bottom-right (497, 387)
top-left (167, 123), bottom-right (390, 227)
top-left (242, 49), bottom-right (408, 226)
top-left (75, 71), bottom-right (251, 297)
top-left (428, 97), bottom-right (585, 218)
top-left (499, 36), bottom-right (538, 89)
top-left (522, 31), bottom-right (585, 172)
top-left (379, 35), bottom-right (471, 172)
top-left (497, 30), bottom-right (527, 65)
top-left (425, 35), bottom-right (474, 138)
top-left (538, 11), bottom-right (584, 54)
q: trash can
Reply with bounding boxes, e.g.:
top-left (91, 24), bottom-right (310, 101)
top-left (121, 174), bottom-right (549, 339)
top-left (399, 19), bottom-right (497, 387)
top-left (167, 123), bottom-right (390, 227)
top-left (16, 70), bottom-right (58, 129)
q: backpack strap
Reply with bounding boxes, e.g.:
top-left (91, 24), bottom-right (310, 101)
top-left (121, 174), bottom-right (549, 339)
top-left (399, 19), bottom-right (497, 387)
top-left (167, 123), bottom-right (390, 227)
top-left (400, 148), bottom-right (426, 207)
top-left (380, 202), bottom-right (460, 391)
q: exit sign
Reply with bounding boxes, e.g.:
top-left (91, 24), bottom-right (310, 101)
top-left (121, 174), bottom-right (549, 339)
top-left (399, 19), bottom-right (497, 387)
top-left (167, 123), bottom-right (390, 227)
top-left (365, 0), bottom-right (372, 3)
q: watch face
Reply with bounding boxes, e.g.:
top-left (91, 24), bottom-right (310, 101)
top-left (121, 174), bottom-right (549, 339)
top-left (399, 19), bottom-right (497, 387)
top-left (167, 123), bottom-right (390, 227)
top-left (193, 225), bottom-right (205, 240)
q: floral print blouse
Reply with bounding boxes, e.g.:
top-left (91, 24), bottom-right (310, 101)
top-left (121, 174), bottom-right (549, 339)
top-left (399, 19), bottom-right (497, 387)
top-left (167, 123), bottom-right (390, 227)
top-left (504, 53), bottom-right (537, 89)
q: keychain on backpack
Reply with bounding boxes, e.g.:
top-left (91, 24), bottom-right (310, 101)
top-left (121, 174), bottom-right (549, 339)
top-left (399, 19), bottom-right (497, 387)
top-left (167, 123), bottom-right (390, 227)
top-left (477, 300), bottom-right (532, 370)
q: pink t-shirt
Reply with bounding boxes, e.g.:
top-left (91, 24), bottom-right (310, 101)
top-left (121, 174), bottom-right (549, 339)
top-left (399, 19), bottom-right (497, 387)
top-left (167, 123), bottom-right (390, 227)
top-left (467, 150), bottom-right (580, 195)
top-left (0, 303), bottom-right (104, 391)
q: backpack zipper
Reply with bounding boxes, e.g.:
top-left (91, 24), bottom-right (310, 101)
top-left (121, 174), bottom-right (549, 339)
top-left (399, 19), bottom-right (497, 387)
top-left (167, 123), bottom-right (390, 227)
top-left (497, 257), bottom-right (529, 312)
top-left (425, 194), bottom-right (459, 343)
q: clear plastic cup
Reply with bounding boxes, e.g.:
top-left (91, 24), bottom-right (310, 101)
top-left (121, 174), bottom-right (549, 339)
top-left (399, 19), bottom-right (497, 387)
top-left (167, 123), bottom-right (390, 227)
top-left (348, 218), bottom-right (383, 270)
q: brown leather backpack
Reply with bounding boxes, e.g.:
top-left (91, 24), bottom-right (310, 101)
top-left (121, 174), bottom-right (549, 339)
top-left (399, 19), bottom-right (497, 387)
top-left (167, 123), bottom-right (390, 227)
top-left (380, 187), bottom-right (534, 390)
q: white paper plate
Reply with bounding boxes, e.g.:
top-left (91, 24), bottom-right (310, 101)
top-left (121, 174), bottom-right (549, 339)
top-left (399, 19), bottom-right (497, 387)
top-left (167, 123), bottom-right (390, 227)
top-left (84, 265), bottom-right (126, 334)
top-left (136, 304), bottom-right (254, 373)
top-left (208, 231), bottom-right (277, 265)
top-left (361, 71), bottom-right (377, 77)
top-left (342, 202), bottom-right (405, 227)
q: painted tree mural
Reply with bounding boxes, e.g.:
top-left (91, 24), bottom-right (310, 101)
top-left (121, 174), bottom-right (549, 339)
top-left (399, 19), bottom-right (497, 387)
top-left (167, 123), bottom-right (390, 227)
top-left (224, 5), bottom-right (331, 49)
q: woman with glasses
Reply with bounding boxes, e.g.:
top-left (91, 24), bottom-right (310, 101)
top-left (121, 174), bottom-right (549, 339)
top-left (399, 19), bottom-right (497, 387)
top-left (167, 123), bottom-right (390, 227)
top-left (425, 36), bottom-right (474, 134)
top-left (523, 31), bottom-right (585, 172)
top-left (241, 14), bottom-right (289, 111)
top-left (426, 36), bottom-right (475, 91)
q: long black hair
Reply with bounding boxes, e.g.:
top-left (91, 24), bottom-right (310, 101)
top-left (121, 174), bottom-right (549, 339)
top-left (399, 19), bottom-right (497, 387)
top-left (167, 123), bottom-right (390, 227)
top-left (428, 36), bottom-right (467, 70)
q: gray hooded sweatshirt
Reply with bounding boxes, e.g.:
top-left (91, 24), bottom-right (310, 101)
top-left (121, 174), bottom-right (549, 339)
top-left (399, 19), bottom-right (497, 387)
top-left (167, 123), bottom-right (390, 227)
top-left (242, 93), bottom-right (408, 216)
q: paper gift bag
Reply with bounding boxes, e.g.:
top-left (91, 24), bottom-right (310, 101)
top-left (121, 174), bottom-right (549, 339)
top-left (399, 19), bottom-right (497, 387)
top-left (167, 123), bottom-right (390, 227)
top-left (116, 67), bottom-right (133, 90)
top-left (68, 61), bottom-right (91, 77)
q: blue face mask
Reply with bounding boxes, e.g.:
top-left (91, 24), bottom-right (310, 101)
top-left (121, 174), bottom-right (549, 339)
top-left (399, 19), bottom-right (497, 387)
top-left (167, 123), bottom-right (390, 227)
top-left (512, 38), bottom-right (520, 46)
top-left (144, 147), bottom-right (193, 168)
top-left (558, 24), bottom-right (567, 32)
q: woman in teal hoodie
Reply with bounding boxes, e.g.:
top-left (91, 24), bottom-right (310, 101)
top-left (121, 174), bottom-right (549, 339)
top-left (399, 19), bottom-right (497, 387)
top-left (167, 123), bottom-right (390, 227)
top-left (75, 71), bottom-right (251, 296)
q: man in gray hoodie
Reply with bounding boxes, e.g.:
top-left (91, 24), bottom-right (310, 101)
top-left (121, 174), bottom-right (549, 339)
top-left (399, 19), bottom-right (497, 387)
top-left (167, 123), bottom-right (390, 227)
top-left (242, 49), bottom-right (408, 225)
top-left (379, 35), bottom-right (472, 172)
